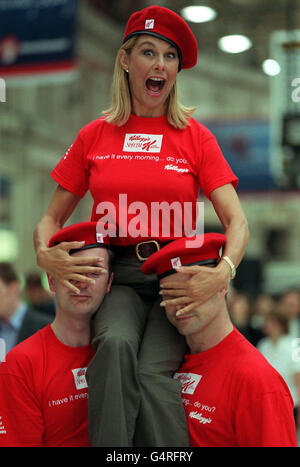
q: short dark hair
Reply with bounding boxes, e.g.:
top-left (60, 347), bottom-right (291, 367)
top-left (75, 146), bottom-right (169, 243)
top-left (266, 309), bottom-right (290, 335)
top-left (25, 272), bottom-right (43, 288)
top-left (0, 262), bottom-right (18, 284)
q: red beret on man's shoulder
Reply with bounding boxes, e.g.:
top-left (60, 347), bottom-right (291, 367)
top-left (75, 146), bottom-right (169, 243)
top-left (123, 5), bottom-right (198, 70)
top-left (49, 221), bottom-right (111, 254)
top-left (141, 233), bottom-right (226, 279)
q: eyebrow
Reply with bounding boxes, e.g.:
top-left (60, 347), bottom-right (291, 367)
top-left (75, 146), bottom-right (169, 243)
top-left (137, 40), bottom-right (177, 51)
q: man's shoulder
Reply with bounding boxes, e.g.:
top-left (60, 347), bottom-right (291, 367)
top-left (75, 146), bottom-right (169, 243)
top-left (230, 330), bottom-right (290, 391)
top-left (231, 329), bottom-right (272, 366)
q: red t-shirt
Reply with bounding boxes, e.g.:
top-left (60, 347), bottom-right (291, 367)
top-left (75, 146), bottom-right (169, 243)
top-left (51, 114), bottom-right (238, 245)
top-left (174, 328), bottom-right (298, 447)
top-left (0, 325), bottom-right (94, 447)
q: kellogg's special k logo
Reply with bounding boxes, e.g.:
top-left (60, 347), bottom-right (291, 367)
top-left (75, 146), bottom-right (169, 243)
top-left (174, 372), bottom-right (202, 394)
top-left (171, 257), bottom-right (182, 269)
top-left (145, 19), bottom-right (154, 29)
top-left (96, 232), bottom-right (104, 243)
top-left (123, 133), bottom-right (163, 153)
top-left (72, 368), bottom-right (88, 390)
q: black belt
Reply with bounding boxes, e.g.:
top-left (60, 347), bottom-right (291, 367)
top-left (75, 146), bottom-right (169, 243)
top-left (113, 240), bottom-right (171, 261)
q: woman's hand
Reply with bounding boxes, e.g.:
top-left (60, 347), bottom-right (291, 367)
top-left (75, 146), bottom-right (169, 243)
top-left (34, 186), bottom-right (107, 294)
top-left (37, 241), bottom-right (107, 294)
top-left (159, 262), bottom-right (231, 316)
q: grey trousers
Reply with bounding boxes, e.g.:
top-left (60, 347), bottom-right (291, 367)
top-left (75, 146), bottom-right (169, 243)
top-left (86, 255), bottom-right (189, 447)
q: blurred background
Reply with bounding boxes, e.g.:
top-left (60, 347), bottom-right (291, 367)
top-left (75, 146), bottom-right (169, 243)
top-left (0, 0), bottom-right (299, 302)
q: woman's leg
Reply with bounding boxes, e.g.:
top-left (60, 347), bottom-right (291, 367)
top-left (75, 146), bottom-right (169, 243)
top-left (87, 284), bottom-right (148, 447)
top-left (134, 299), bottom-right (189, 447)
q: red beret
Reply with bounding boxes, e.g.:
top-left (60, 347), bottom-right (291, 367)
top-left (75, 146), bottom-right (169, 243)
top-left (49, 222), bottom-right (111, 254)
top-left (123, 5), bottom-right (198, 70)
top-left (141, 233), bottom-right (226, 279)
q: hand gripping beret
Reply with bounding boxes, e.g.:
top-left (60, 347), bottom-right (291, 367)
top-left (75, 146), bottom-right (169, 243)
top-left (141, 233), bottom-right (226, 279)
top-left (123, 5), bottom-right (198, 71)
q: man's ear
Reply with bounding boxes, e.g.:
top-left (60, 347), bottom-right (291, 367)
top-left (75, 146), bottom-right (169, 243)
top-left (47, 272), bottom-right (55, 293)
top-left (9, 280), bottom-right (20, 296)
top-left (106, 273), bottom-right (114, 294)
top-left (220, 284), bottom-right (229, 298)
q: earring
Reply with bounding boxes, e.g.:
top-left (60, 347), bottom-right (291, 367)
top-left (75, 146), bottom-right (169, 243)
top-left (125, 69), bottom-right (129, 73)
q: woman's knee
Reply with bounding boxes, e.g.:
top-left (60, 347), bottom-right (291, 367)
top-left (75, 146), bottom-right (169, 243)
top-left (94, 330), bottom-right (138, 355)
top-left (92, 285), bottom-right (147, 341)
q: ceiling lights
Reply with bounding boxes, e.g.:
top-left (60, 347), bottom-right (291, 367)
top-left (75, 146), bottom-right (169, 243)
top-left (218, 34), bottom-right (252, 54)
top-left (262, 59), bottom-right (281, 76)
top-left (181, 6), bottom-right (217, 23)
top-left (182, 5), bottom-right (272, 76)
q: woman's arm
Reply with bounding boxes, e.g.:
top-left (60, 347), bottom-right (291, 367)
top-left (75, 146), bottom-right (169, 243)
top-left (210, 183), bottom-right (249, 273)
top-left (34, 185), bottom-right (105, 294)
top-left (160, 184), bottom-right (249, 313)
top-left (34, 185), bottom-right (80, 252)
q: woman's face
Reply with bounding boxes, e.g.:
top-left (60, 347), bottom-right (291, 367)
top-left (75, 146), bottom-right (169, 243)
top-left (263, 316), bottom-right (284, 339)
top-left (119, 34), bottom-right (179, 117)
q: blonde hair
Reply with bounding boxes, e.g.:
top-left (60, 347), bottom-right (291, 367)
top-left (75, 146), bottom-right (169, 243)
top-left (102, 36), bottom-right (196, 129)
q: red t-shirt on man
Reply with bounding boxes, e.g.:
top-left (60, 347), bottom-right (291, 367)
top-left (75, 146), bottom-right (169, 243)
top-left (0, 325), bottom-right (94, 447)
top-left (174, 328), bottom-right (298, 447)
top-left (51, 114), bottom-right (238, 245)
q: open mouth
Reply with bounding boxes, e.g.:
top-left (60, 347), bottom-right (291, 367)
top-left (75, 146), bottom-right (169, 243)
top-left (145, 77), bottom-right (166, 94)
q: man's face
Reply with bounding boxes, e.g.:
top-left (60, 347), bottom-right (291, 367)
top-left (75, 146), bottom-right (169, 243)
top-left (281, 291), bottom-right (300, 319)
top-left (160, 272), bottom-right (221, 337)
top-left (0, 278), bottom-right (19, 319)
top-left (48, 248), bottom-right (112, 319)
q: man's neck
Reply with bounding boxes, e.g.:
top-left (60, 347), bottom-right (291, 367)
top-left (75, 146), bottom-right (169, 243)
top-left (187, 310), bottom-right (234, 354)
top-left (51, 313), bottom-right (91, 347)
top-left (270, 333), bottom-right (282, 345)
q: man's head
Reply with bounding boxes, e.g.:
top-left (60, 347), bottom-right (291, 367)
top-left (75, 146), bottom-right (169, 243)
top-left (263, 308), bottom-right (289, 339)
top-left (279, 289), bottom-right (300, 320)
top-left (142, 233), bottom-right (227, 337)
top-left (0, 262), bottom-right (21, 320)
top-left (25, 271), bottom-right (53, 304)
top-left (160, 273), bottom-right (228, 338)
top-left (48, 222), bottom-right (114, 320)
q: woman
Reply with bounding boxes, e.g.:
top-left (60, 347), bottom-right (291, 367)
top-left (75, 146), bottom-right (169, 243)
top-left (34, 6), bottom-right (249, 446)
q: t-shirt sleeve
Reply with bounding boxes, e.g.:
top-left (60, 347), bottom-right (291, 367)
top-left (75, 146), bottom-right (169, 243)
top-left (0, 360), bottom-right (44, 446)
top-left (51, 132), bottom-right (89, 198)
top-left (197, 135), bottom-right (238, 200)
top-left (234, 378), bottom-right (298, 447)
